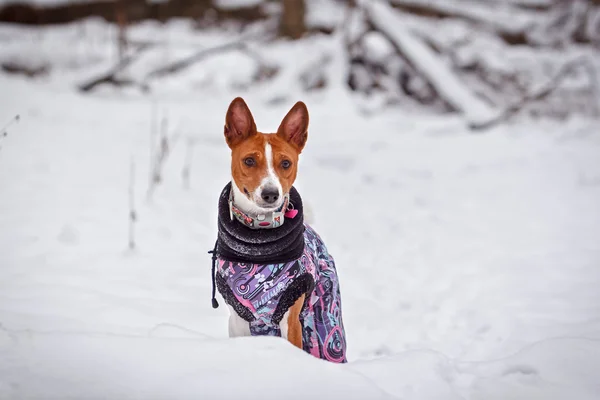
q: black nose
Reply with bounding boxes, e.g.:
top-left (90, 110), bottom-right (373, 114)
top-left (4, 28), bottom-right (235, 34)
top-left (261, 187), bottom-right (279, 204)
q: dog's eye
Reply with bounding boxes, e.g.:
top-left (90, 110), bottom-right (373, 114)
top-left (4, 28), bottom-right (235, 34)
top-left (281, 160), bottom-right (291, 169)
top-left (244, 157), bottom-right (256, 167)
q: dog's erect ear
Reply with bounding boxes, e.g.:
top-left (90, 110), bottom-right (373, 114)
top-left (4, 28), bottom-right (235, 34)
top-left (277, 101), bottom-right (309, 152)
top-left (224, 97), bottom-right (257, 148)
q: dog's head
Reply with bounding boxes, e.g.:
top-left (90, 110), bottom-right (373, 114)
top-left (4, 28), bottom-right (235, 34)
top-left (224, 97), bottom-right (309, 212)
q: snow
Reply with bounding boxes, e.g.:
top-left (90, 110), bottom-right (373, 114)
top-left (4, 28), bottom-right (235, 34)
top-left (2, 17), bottom-right (600, 400)
top-left (305, 0), bottom-right (347, 31)
top-left (362, 31), bottom-right (395, 63)
top-left (5, 334), bottom-right (598, 400)
top-left (367, 0), bottom-right (499, 124)
top-left (1, 334), bottom-right (395, 400)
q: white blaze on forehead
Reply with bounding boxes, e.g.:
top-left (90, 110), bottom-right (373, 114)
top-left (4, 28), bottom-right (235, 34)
top-left (262, 141), bottom-right (282, 193)
top-left (233, 139), bottom-right (284, 215)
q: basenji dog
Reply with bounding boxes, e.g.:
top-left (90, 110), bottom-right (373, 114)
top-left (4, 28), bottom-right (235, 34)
top-left (210, 97), bottom-right (347, 363)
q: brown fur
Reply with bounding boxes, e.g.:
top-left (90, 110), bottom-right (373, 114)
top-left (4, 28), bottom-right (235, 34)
top-left (225, 97), bottom-right (309, 201)
top-left (224, 97), bottom-right (310, 349)
top-left (287, 294), bottom-right (305, 349)
top-left (229, 134), bottom-right (301, 196)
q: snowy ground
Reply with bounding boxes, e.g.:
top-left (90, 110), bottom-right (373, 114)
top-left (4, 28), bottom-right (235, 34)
top-left (1, 19), bottom-right (600, 400)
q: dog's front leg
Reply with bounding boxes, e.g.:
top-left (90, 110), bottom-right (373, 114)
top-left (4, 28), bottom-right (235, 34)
top-left (227, 305), bottom-right (251, 337)
top-left (280, 294), bottom-right (305, 349)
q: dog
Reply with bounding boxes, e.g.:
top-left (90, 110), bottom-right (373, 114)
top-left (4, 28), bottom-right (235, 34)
top-left (209, 97), bottom-right (347, 363)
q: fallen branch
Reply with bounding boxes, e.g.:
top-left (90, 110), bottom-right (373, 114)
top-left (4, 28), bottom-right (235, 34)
top-left (78, 43), bottom-right (151, 92)
top-left (470, 56), bottom-right (598, 131)
top-left (0, 0), bottom-right (266, 25)
top-left (510, 0), bottom-right (556, 12)
top-left (144, 29), bottom-right (270, 79)
top-left (145, 41), bottom-right (244, 79)
top-left (366, 1), bottom-right (498, 124)
top-left (2, 62), bottom-right (49, 78)
top-left (389, 0), bottom-right (537, 46)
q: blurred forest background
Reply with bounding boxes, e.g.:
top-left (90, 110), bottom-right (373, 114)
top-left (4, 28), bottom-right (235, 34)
top-left (2, 3), bottom-right (600, 397)
top-left (1, 0), bottom-right (600, 130)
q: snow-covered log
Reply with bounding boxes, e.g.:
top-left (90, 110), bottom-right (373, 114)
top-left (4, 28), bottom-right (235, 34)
top-left (470, 56), bottom-right (600, 131)
top-left (366, 0), bottom-right (499, 125)
top-left (389, 0), bottom-right (537, 45)
top-left (0, 0), bottom-right (267, 25)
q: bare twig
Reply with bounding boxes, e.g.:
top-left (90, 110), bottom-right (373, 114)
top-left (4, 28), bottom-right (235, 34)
top-left (128, 156), bottom-right (137, 250)
top-left (152, 111), bottom-right (169, 185)
top-left (78, 43), bottom-right (151, 92)
top-left (182, 137), bottom-right (197, 190)
top-left (145, 41), bottom-right (245, 80)
top-left (146, 109), bottom-right (183, 199)
top-left (147, 107), bottom-right (166, 201)
top-left (147, 101), bottom-right (157, 200)
top-left (0, 114), bottom-right (20, 152)
top-left (470, 56), bottom-right (597, 131)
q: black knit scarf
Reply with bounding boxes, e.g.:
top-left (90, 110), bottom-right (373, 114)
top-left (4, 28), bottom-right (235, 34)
top-left (209, 182), bottom-right (306, 309)
top-left (216, 182), bottom-right (305, 264)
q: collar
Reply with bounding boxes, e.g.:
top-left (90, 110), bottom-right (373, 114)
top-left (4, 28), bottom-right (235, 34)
top-left (228, 188), bottom-right (294, 229)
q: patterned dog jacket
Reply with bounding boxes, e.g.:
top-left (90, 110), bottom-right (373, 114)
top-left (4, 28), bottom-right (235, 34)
top-left (212, 184), bottom-right (347, 363)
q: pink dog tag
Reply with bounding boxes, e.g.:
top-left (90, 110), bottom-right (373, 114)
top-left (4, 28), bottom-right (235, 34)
top-left (285, 209), bottom-right (298, 219)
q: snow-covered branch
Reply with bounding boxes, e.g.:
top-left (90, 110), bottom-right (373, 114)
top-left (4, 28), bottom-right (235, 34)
top-left (366, 0), bottom-right (499, 124)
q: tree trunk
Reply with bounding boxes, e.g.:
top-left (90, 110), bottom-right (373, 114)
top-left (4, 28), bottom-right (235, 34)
top-left (115, 0), bottom-right (128, 62)
top-left (279, 0), bottom-right (306, 40)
